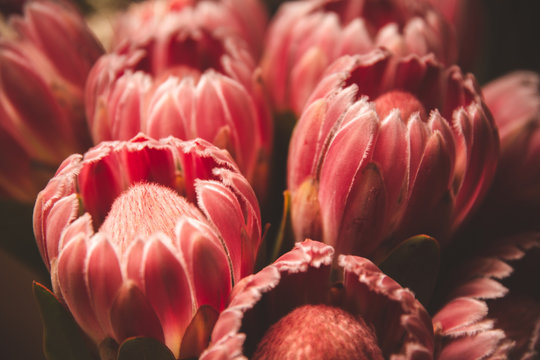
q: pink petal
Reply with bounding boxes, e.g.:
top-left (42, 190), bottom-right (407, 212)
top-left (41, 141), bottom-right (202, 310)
top-left (78, 151), bottom-right (125, 226)
top-left (438, 330), bottom-right (506, 360)
top-left (106, 73), bottom-right (148, 141)
top-left (433, 297), bottom-right (488, 334)
top-left (450, 278), bottom-right (508, 300)
top-left (143, 238), bottom-right (193, 357)
top-left (318, 102), bottom-right (379, 247)
top-left (338, 254), bottom-right (434, 357)
top-left (372, 110), bottom-right (409, 229)
top-left (43, 193), bottom-right (80, 265)
top-left (290, 45), bottom-right (331, 115)
top-left (125, 238), bottom-right (145, 288)
top-left (57, 236), bottom-right (104, 341)
top-left (335, 162), bottom-right (387, 256)
top-left (177, 218), bottom-right (232, 311)
top-left (452, 104), bottom-right (499, 230)
top-left (145, 77), bottom-right (191, 140)
top-left (110, 281), bottom-right (164, 345)
top-left (196, 180), bottom-right (246, 280)
top-left (287, 99), bottom-right (328, 191)
top-left (86, 236), bottom-right (123, 337)
top-left (399, 125), bottom-right (454, 240)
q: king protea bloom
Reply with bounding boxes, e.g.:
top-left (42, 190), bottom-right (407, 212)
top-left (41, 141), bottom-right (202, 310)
top-left (433, 233), bottom-right (540, 359)
top-left (201, 240), bottom-right (434, 360)
top-left (288, 50), bottom-right (499, 258)
top-left (111, 0), bottom-right (268, 59)
top-left (33, 134), bottom-right (262, 358)
top-left (85, 15), bottom-right (271, 199)
top-left (261, 0), bottom-right (456, 114)
top-left (0, 0), bottom-right (103, 202)
top-left (482, 71), bottom-right (540, 206)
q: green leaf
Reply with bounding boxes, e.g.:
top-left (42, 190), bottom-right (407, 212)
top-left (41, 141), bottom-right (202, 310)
top-left (32, 281), bottom-right (98, 360)
top-left (117, 337), bottom-right (175, 360)
top-left (179, 305), bottom-right (219, 360)
top-left (378, 235), bottom-right (440, 307)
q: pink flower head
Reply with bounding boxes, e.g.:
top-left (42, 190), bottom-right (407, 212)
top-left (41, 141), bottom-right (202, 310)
top-left (85, 14), bottom-right (272, 199)
top-left (33, 134), bottom-right (262, 357)
top-left (201, 240), bottom-right (434, 359)
top-left (433, 233), bottom-right (540, 359)
top-left (288, 50), bottom-right (499, 258)
top-left (112, 0), bottom-right (268, 59)
top-left (261, 0), bottom-right (456, 114)
top-left (0, 0), bottom-right (103, 202)
top-left (482, 71), bottom-right (540, 205)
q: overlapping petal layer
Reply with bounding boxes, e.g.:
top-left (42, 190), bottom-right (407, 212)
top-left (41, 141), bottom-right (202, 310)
top-left (201, 240), bottom-right (434, 359)
top-left (288, 50), bottom-right (498, 257)
top-left (33, 134), bottom-right (261, 357)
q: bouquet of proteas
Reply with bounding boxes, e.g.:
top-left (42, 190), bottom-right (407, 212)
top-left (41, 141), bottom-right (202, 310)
top-left (1, 0), bottom-right (539, 359)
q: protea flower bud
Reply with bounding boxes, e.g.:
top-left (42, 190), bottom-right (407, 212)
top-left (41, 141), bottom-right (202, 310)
top-left (288, 50), bottom-right (499, 258)
top-left (33, 134), bottom-right (262, 357)
top-left (433, 233), bottom-right (540, 359)
top-left (85, 14), bottom-right (271, 199)
top-left (482, 71), bottom-right (540, 205)
top-left (261, 0), bottom-right (456, 114)
top-left (201, 240), bottom-right (434, 359)
top-left (112, 0), bottom-right (268, 59)
top-left (0, 0), bottom-right (103, 202)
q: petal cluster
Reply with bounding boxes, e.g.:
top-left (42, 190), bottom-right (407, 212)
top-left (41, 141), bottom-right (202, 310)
top-left (288, 50), bottom-right (499, 257)
top-left (85, 4), bottom-right (271, 198)
top-left (433, 233), bottom-right (540, 359)
top-left (112, 0), bottom-right (268, 59)
top-left (33, 134), bottom-right (261, 357)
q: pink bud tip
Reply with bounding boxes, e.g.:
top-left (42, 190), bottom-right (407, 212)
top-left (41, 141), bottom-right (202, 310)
top-left (252, 304), bottom-right (383, 360)
top-left (99, 183), bottom-right (190, 251)
top-left (374, 90), bottom-right (427, 121)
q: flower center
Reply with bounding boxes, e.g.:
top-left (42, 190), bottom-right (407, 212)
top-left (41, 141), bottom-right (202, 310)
top-left (99, 182), bottom-right (195, 251)
top-left (252, 304), bottom-right (383, 360)
top-left (374, 90), bottom-right (427, 122)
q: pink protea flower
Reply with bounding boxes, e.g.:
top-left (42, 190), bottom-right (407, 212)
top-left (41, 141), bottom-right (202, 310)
top-left (261, 0), bottom-right (457, 114)
top-left (201, 240), bottom-right (434, 359)
top-left (85, 15), bottom-right (271, 199)
top-left (287, 50), bottom-right (499, 258)
top-left (482, 71), bottom-right (540, 206)
top-left (0, 0), bottom-right (103, 202)
top-left (33, 134), bottom-right (262, 358)
top-left (111, 0), bottom-right (268, 59)
top-left (433, 233), bottom-right (540, 359)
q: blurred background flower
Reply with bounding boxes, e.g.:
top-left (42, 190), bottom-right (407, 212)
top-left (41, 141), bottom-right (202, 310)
top-left (0, 0), bottom-right (103, 203)
top-left (111, 0), bottom-right (268, 59)
top-left (85, 1), bottom-right (272, 200)
top-left (261, 0), bottom-right (456, 116)
top-left (483, 71), bottom-right (540, 206)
